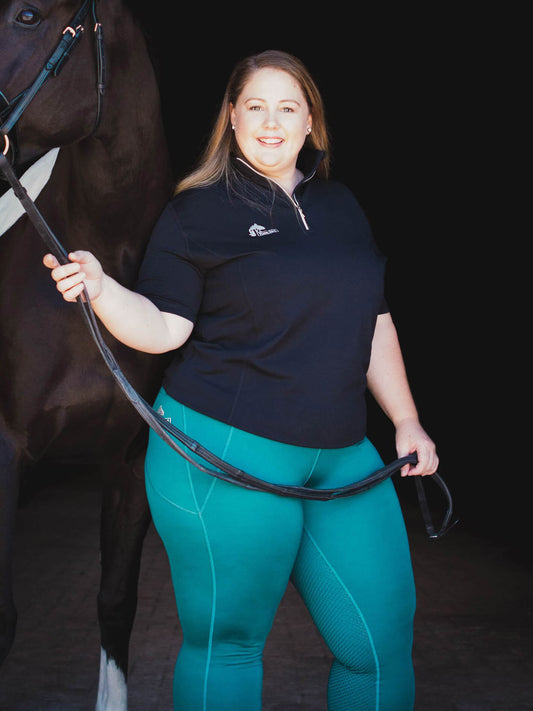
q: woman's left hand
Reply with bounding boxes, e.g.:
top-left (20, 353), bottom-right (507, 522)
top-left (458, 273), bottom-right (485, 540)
top-left (395, 418), bottom-right (439, 477)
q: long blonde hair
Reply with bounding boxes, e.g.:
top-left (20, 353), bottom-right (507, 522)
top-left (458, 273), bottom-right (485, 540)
top-left (175, 50), bottom-right (330, 195)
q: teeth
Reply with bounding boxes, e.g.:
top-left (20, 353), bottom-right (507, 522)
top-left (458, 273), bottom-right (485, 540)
top-left (259, 138), bottom-right (282, 144)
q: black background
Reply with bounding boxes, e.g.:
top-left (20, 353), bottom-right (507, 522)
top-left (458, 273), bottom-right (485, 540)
top-left (130, 7), bottom-right (518, 553)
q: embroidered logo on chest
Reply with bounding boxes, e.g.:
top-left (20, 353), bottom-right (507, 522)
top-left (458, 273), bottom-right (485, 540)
top-left (248, 223), bottom-right (280, 238)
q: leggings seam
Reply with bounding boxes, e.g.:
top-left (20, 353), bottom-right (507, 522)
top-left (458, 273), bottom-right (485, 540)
top-left (182, 404), bottom-right (218, 515)
top-left (302, 525), bottom-right (381, 711)
top-left (147, 449), bottom-right (217, 709)
top-left (200, 426), bottom-right (235, 513)
top-left (303, 447), bottom-right (322, 486)
top-left (145, 469), bottom-right (198, 515)
top-left (197, 511), bottom-right (217, 711)
top-left (180, 404), bottom-right (218, 709)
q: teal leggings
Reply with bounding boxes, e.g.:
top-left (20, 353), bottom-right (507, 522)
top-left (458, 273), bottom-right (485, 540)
top-left (145, 389), bottom-right (416, 711)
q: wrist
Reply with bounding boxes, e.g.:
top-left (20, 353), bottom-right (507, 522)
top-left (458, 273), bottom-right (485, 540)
top-left (89, 271), bottom-right (111, 306)
top-left (393, 413), bottom-right (420, 429)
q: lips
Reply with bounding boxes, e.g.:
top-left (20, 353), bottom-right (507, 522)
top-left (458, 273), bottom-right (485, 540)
top-left (257, 137), bottom-right (283, 146)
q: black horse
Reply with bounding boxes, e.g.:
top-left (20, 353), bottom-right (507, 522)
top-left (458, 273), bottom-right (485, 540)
top-left (0, 0), bottom-right (173, 707)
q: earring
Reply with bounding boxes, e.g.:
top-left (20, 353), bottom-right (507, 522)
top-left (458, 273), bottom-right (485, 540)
top-left (306, 126), bottom-right (311, 134)
top-left (232, 125), bottom-right (235, 130)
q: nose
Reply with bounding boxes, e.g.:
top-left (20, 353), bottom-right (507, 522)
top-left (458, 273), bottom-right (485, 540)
top-left (262, 108), bottom-right (279, 129)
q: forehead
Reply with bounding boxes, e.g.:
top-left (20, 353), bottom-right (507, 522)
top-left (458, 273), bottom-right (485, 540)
top-left (238, 67), bottom-right (306, 104)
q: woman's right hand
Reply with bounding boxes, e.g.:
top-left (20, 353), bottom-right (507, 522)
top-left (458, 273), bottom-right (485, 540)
top-left (43, 250), bottom-right (104, 303)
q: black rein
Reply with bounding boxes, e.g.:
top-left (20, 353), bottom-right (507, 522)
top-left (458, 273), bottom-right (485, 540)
top-left (0, 2), bottom-right (457, 539)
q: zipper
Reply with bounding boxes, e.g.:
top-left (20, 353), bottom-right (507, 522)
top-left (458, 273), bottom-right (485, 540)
top-left (236, 157), bottom-right (310, 231)
top-left (291, 193), bottom-right (309, 230)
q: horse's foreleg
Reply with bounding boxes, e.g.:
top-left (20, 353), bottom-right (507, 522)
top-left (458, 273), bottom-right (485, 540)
top-left (0, 436), bottom-right (19, 668)
top-left (95, 451), bottom-right (151, 711)
top-left (96, 647), bottom-right (128, 711)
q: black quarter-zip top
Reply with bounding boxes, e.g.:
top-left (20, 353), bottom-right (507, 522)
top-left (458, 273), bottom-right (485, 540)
top-left (136, 150), bottom-right (388, 448)
top-left (235, 155), bottom-right (313, 231)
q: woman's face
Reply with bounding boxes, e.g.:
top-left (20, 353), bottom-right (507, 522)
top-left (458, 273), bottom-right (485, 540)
top-left (230, 67), bottom-right (312, 191)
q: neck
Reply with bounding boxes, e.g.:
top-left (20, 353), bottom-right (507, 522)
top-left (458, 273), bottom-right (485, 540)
top-left (272, 169), bottom-right (303, 195)
top-left (236, 157), bottom-right (302, 195)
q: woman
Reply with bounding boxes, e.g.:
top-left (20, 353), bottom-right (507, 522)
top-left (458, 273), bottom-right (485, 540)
top-left (44, 50), bottom-right (438, 710)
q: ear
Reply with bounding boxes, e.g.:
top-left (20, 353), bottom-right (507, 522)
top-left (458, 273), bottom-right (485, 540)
top-left (229, 103), bottom-right (236, 129)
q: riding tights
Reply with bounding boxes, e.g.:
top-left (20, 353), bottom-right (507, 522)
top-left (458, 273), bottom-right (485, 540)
top-left (145, 389), bottom-right (416, 711)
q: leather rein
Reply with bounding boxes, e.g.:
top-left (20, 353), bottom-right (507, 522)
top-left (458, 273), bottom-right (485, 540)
top-left (0, 2), bottom-right (457, 540)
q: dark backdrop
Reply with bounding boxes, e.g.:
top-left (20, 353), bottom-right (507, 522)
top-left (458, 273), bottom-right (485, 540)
top-left (130, 7), bottom-right (516, 553)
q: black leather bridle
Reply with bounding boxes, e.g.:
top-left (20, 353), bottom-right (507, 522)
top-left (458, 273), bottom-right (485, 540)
top-left (0, 3), bottom-right (457, 540)
top-left (0, 0), bottom-right (104, 163)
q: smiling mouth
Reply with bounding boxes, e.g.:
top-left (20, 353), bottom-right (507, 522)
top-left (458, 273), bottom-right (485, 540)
top-left (257, 137), bottom-right (283, 146)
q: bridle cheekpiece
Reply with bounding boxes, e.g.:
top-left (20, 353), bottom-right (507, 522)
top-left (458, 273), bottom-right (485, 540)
top-left (0, 0), bottom-right (105, 164)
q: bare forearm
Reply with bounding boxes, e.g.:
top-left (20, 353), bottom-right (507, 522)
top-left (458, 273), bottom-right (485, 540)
top-left (366, 313), bottom-right (419, 427)
top-left (44, 250), bottom-right (194, 354)
top-left (90, 274), bottom-right (192, 354)
top-left (366, 312), bottom-right (438, 476)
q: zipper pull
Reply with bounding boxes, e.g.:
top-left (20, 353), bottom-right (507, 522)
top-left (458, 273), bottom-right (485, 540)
top-left (292, 195), bottom-right (309, 230)
top-left (296, 203), bottom-right (309, 230)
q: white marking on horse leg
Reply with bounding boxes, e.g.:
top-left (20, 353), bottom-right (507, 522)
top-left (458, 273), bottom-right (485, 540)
top-left (95, 647), bottom-right (128, 711)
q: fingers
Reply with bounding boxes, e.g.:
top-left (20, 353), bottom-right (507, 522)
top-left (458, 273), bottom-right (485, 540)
top-left (43, 252), bottom-right (86, 302)
top-left (42, 253), bottom-right (59, 269)
top-left (58, 281), bottom-right (86, 302)
top-left (55, 270), bottom-right (86, 302)
top-left (396, 421), bottom-right (439, 477)
top-left (400, 447), bottom-right (439, 477)
top-left (43, 250), bottom-right (91, 269)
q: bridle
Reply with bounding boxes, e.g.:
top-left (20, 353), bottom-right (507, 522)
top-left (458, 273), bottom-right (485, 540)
top-left (0, 4), bottom-right (458, 540)
top-left (0, 0), bottom-right (105, 164)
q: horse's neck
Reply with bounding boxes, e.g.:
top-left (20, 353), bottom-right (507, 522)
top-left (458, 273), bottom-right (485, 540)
top-left (56, 112), bottom-right (173, 284)
top-left (64, 5), bottom-right (170, 195)
top-left (45, 5), bottom-right (173, 281)
top-left (71, 117), bottom-right (171, 210)
top-left (72, 54), bottom-right (172, 211)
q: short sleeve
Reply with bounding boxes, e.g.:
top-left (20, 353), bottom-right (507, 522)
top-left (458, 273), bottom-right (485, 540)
top-left (135, 202), bottom-right (204, 322)
top-left (378, 298), bottom-right (389, 314)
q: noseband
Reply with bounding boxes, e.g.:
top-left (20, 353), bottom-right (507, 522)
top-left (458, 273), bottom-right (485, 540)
top-left (0, 0), bottom-right (105, 163)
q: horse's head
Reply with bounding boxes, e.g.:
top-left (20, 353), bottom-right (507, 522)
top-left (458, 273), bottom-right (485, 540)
top-left (0, 0), bottom-right (104, 166)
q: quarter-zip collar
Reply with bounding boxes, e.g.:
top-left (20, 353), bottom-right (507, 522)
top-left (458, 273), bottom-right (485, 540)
top-left (232, 148), bottom-right (324, 197)
top-left (232, 148), bottom-right (324, 231)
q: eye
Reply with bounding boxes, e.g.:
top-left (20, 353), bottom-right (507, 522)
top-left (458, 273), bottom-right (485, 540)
top-left (15, 8), bottom-right (42, 27)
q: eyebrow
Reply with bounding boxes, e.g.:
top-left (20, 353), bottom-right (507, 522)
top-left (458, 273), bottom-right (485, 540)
top-left (243, 97), bottom-right (302, 106)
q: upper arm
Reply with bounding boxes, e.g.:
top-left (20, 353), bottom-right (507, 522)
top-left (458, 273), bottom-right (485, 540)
top-left (135, 202), bottom-right (205, 326)
top-left (368, 313), bottom-right (398, 365)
